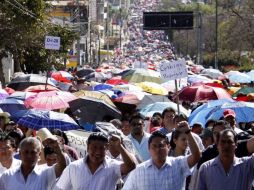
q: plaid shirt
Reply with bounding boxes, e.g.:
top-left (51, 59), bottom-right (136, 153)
top-left (123, 156), bottom-right (191, 190)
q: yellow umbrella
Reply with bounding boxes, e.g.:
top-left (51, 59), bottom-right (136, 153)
top-left (136, 82), bottom-right (168, 95)
top-left (74, 90), bottom-right (116, 108)
top-left (227, 87), bottom-right (241, 95)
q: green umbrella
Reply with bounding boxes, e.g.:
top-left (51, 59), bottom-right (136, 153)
top-left (232, 87), bottom-right (254, 97)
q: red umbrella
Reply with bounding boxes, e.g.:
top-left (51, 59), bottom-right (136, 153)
top-left (51, 71), bottom-right (73, 83)
top-left (175, 84), bottom-right (232, 102)
top-left (106, 77), bottom-right (128, 85)
top-left (24, 85), bottom-right (60, 93)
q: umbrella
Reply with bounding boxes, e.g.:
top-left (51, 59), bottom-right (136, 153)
top-left (139, 102), bottom-right (189, 118)
top-left (137, 95), bottom-right (170, 109)
top-left (4, 87), bottom-right (15, 95)
top-left (113, 91), bottom-right (145, 105)
top-left (106, 77), bottom-right (128, 85)
top-left (24, 91), bottom-right (77, 110)
top-left (187, 75), bottom-right (213, 84)
top-left (7, 74), bottom-right (56, 91)
top-left (0, 99), bottom-right (27, 115)
top-left (136, 82), bottom-right (168, 95)
top-left (0, 89), bottom-right (9, 100)
top-left (188, 99), bottom-right (236, 127)
top-left (232, 87), bottom-right (254, 97)
top-left (206, 101), bottom-right (254, 123)
top-left (24, 85), bottom-right (60, 92)
top-left (112, 84), bottom-right (143, 92)
top-left (74, 90), bottom-right (116, 108)
top-left (121, 68), bottom-right (162, 84)
top-left (76, 68), bottom-right (95, 78)
top-left (11, 109), bottom-right (79, 131)
top-left (247, 70), bottom-right (254, 78)
top-left (69, 97), bottom-right (122, 124)
top-left (7, 91), bottom-right (37, 101)
top-left (229, 73), bottom-right (252, 83)
top-left (200, 69), bottom-right (223, 79)
top-left (175, 84), bottom-right (232, 102)
top-left (51, 71), bottom-right (73, 83)
top-left (93, 84), bottom-right (113, 91)
top-left (161, 78), bottom-right (187, 92)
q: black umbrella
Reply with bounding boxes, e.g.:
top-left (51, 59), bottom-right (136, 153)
top-left (76, 69), bottom-right (95, 78)
top-left (69, 97), bottom-right (122, 124)
top-left (8, 74), bottom-right (56, 91)
top-left (137, 95), bottom-right (170, 110)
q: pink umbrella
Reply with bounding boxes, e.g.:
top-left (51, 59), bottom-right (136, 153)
top-left (113, 91), bottom-right (145, 105)
top-left (24, 91), bottom-right (77, 110)
top-left (0, 89), bottom-right (9, 100)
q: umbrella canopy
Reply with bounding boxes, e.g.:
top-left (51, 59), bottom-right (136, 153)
top-left (69, 97), bottom-right (122, 124)
top-left (137, 95), bottom-right (170, 109)
top-left (106, 78), bottom-right (128, 85)
top-left (112, 84), bottom-right (143, 92)
top-left (200, 69), bottom-right (223, 79)
top-left (11, 109), bottom-right (79, 131)
top-left (0, 89), bottom-right (9, 100)
top-left (187, 75), bottom-right (213, 84)
top-left (229, 73), bottom-right (252, 83)
top-left (206, 101), bottom-right (254, 123)
top-left (232, 87), bottom-right (254, 97)
top-left (93, 83), bottom-right (113, 91)
top-left (51, 71), bottom-right (73, 83)
top-left (176, 84), bottom-right (232, 102)
top-left (247, 70), bottom-right (254, 78)
top-left (24, 85), bottom-right (60, 92)
top-left (161, 78), bottom-right (187, 92)
top-left (136, 82), bottom-right (168, 95)
top-left (113, 91), bottom-right (145, 105)
top-left (188, 99), bottom-right (236, 126)
top-left (139, 102), bottom-right (189, 118)
top-left (4, 87), bottom-right (15, 95)
top-left (74, 90), bottom-right (116, 108)
top-left (8, 74), bottom-right (56, 91)
top-left (122, 68), bottom-right (162, 84)
top-left (25, 91), bottom-right (77, 110)
top-left (76, 68), bottom-right (95, 78)
top-left (0, 99), bottom-right (27, 115)
top-left (7, 91), bottom-right (37, 101)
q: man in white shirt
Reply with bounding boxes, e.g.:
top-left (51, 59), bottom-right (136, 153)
top-left (128, 113), bottom-right (151, 162)
top-left (0, 132), bottom-right (21, 176)
top-left (0, 136), bottom-right (66, 190)
top-left (123, 121), bottom-right (201, 190)
top-left (55, 132), bottom-right (136, 190)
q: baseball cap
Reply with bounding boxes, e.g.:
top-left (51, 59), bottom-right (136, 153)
top-left (223, 109), bottom-right (236, 118)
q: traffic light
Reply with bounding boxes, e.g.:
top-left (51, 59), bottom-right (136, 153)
top-left (143, 12), bottom-right (193, 30)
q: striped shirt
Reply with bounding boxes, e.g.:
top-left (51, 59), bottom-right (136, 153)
top-left (123, 156), bottom-right (191, 190)
top-left (55, 156), bottom-right (122, 190)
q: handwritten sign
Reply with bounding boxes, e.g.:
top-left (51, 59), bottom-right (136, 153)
top-left (159, 60), bottom-right (188, 80)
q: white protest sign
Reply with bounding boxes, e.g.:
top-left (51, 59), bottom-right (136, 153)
top-left (65, 130), bottom-right (90, 158)
top-left (45, 36), bottom-right (60, 50)
top-left (159, 60), bottom-right (188, 80)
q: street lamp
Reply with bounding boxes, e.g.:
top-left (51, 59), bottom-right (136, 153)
top-left (214, 0), bottom-right (218, 69)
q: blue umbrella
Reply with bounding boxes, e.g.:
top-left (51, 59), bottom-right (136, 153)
top-left (229, 73), bottom-right (253, 83)
top-left (0, 99), bottom-right (27, 115)
top-left (139, 102), bottom-right (190, 118)
top-left (188, 99), bottom-right (235, 127)
top-left (93, 84), bottom-right (113, 91)
top-left (206, 101), bottom-right (254, 123)
top-left (11, 109), bottom-right (80, 131)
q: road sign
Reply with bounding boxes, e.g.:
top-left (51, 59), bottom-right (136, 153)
top-left (159, 60), bottom-right (188, 80)
top-left (45, 36), bottom-right (61, 50)
top-left (143, 12), bottom-right (193, 30)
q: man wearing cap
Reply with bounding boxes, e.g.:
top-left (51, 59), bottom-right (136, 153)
top-left (223, 109), bottom-right (243, 134)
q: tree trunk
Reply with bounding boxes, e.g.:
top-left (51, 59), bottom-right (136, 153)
top-left (13, 49), bottom-right (22, 73)
top-left (0, 55), bottom-right (6, 88)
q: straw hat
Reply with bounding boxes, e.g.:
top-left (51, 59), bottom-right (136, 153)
top-left (36, 128), bottom-right (58, 142)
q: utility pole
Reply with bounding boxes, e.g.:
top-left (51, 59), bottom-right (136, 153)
top-left (215, 0), bottom-right (218, 69)
top-left (76, 0), bottom-right (81, 66)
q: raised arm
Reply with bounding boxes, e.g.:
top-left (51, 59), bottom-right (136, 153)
top-left (177, 121), bottom-right (201, 168)
top-left (109, 135), bottom-right (136, 176)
